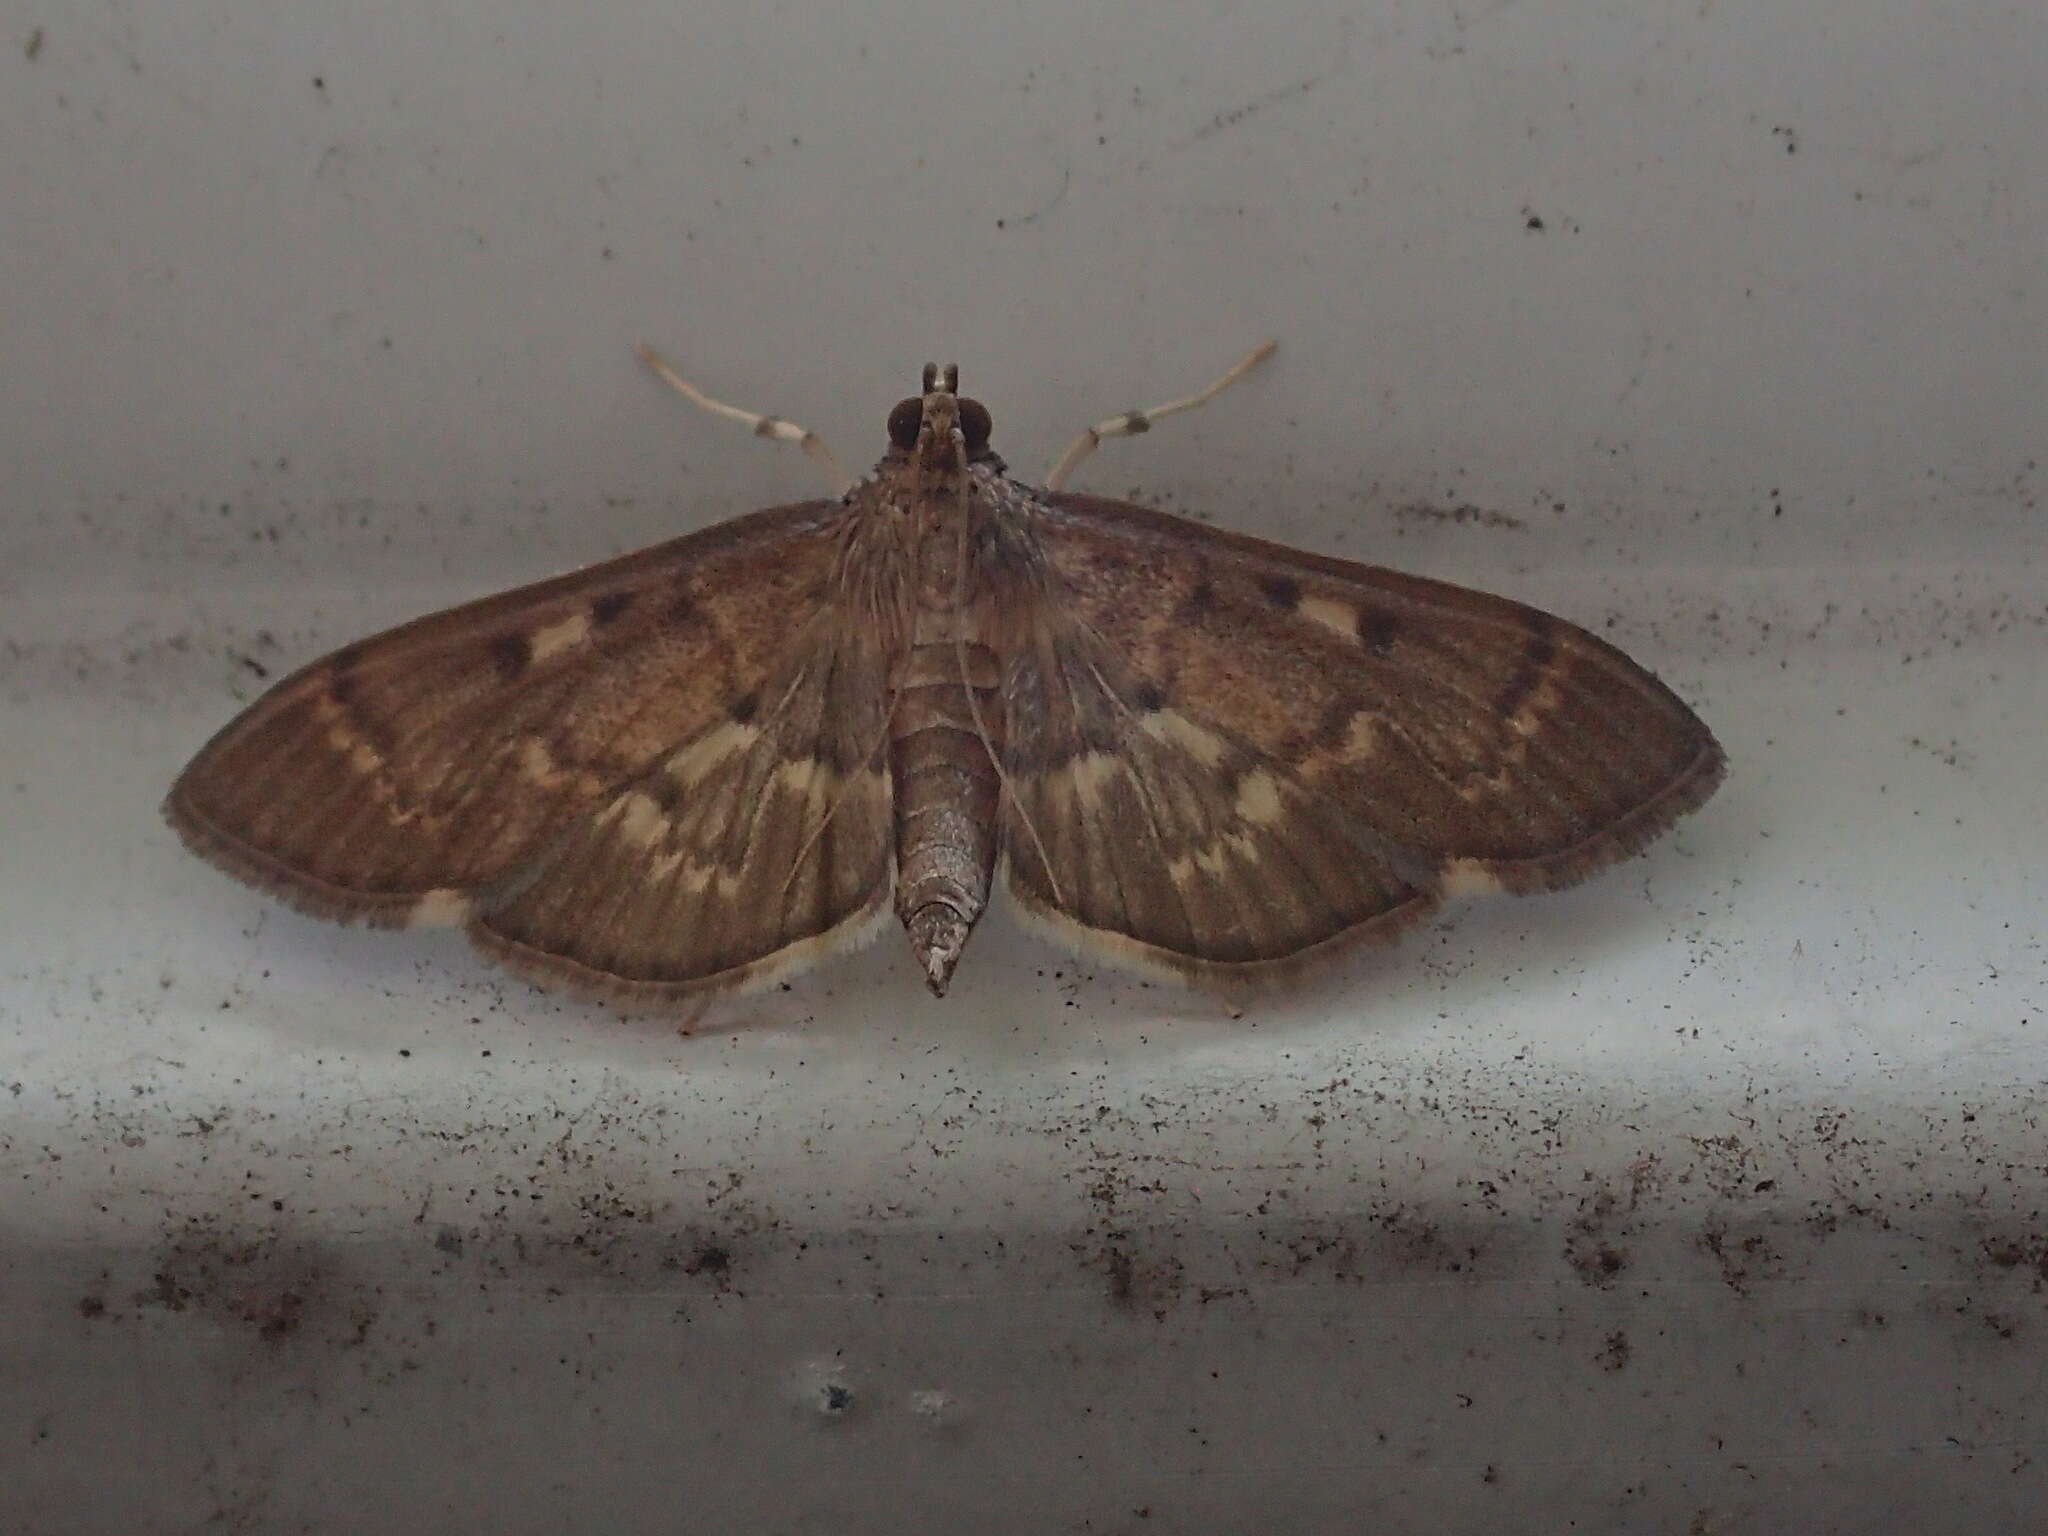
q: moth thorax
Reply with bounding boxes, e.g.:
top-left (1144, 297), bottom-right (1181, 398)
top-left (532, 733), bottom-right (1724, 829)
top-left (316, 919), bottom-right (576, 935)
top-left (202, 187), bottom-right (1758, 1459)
top-left (911, 523), bottom-right (971, 613)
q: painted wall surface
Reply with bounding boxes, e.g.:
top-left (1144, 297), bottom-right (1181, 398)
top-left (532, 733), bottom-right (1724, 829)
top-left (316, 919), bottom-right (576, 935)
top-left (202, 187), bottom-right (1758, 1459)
top-left (3, 2), bottom-right (2043, 1530)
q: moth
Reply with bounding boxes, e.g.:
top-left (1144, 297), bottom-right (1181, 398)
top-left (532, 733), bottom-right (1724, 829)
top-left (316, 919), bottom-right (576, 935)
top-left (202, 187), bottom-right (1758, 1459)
top-left (166, 343), bottom-right (1724, 1007)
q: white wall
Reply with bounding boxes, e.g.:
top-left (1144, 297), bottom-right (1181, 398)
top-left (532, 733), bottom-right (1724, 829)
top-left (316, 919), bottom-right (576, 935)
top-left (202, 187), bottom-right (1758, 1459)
top-left (3, 1), bottom-right (2043, 1530)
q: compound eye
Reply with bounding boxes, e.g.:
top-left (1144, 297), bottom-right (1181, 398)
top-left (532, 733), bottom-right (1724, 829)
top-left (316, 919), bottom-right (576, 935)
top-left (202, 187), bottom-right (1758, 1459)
top-left (886, 397), bottom-right (924, 449)
top-left (957, 397), bottom-right (993, 451)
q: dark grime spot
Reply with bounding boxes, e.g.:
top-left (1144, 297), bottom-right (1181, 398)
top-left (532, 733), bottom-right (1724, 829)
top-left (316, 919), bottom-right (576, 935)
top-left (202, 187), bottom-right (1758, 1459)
top-left (683, 1243), bottom-right (731, 1277)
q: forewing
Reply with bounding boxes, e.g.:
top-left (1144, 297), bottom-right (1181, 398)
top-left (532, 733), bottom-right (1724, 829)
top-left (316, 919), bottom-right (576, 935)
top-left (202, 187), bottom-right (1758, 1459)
top-left (166, 500), bottom-right (847, 926)
top-left (1000, 623), bottom-right (1439, 988)
top-left (1036, 492), bottom-right (1724, 898)
top-left (469, 632), bottom-right (893, 1003)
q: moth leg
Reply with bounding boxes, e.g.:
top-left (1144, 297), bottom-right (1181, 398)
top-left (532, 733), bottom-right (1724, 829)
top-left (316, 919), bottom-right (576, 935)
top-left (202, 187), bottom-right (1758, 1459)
top-left (636, 344), bottom-right (856, 496)
top-left (1043, 340), bottom-right (1278, 491)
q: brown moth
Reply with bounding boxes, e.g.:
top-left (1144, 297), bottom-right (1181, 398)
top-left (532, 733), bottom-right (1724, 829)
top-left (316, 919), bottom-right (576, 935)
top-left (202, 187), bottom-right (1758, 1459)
top-left (166, 344), bottom-right (1724, 1006)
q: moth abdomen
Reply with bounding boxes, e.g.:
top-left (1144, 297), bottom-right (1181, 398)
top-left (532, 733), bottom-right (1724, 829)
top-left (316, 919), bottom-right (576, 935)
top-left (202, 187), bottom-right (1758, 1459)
top-left (889, 641), bottom-right (1005, 995)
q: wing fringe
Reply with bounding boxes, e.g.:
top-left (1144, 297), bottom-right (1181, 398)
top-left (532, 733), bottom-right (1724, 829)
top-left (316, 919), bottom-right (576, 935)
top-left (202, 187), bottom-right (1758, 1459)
top-left (1002, 857), bottom-right (1443, 1000)
top-left (467, 896), bottom-right (893, 1010)
top-left (162, 790), bottom-right (425, 927)
top-left (1455, 734), bottom-right (1727, 896)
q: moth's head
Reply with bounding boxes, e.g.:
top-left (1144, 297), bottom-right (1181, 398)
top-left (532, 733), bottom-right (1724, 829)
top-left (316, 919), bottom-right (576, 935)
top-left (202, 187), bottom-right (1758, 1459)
top-left (886, 362), bottom-right (997, 465)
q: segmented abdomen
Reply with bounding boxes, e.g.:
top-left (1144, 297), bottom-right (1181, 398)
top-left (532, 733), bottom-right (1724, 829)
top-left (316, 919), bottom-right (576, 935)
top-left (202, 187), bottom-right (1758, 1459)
top-left (889, 639), bottom-right (1003, 994)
